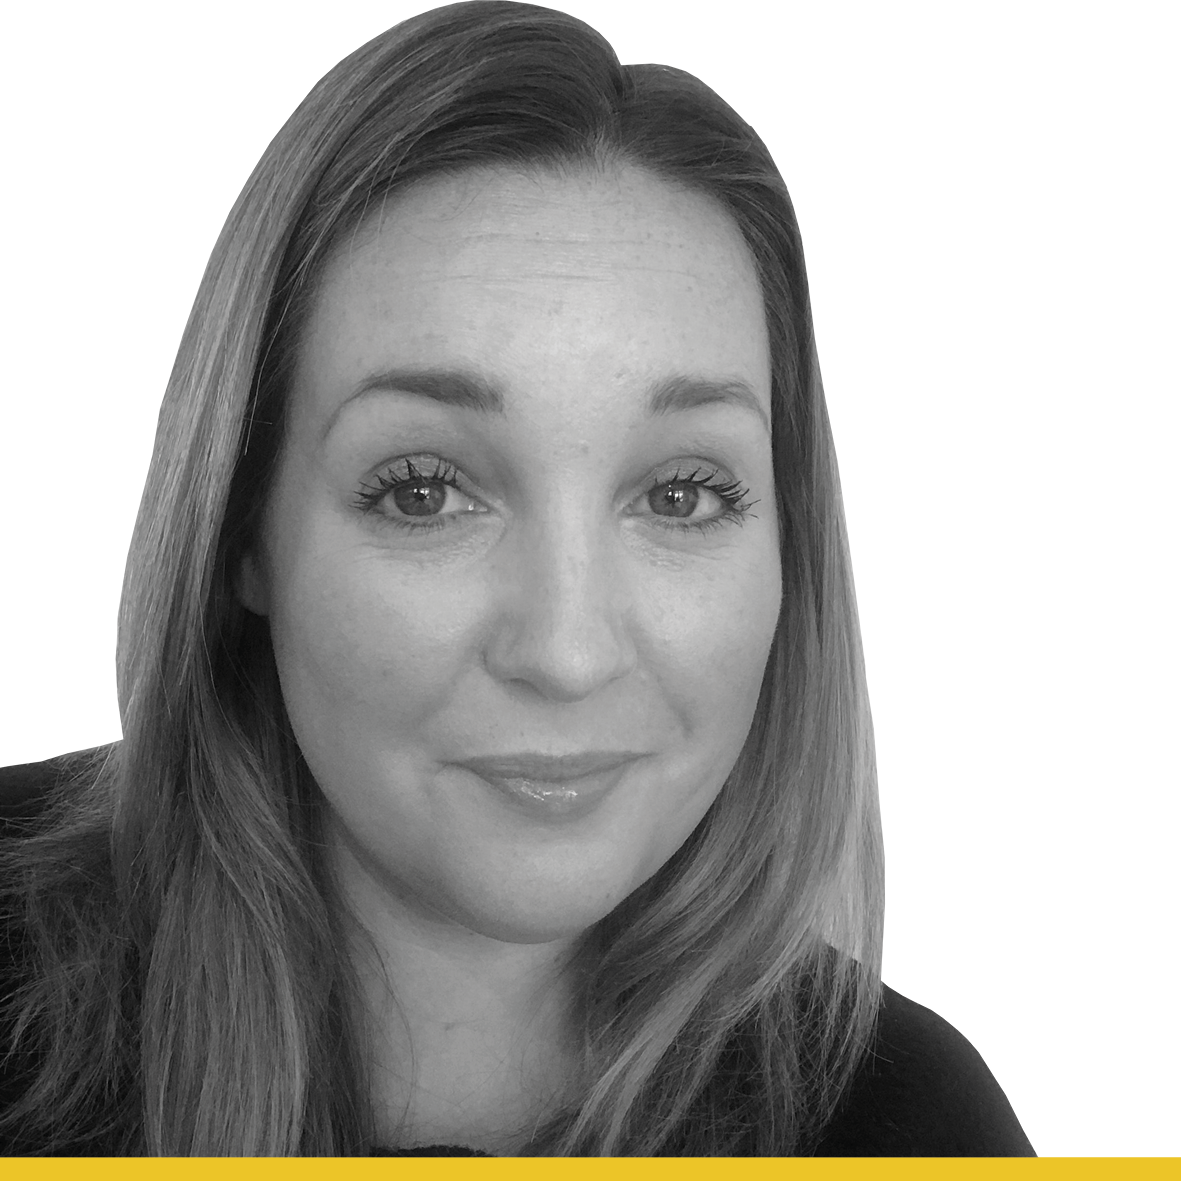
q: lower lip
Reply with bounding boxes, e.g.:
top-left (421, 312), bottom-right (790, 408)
top-left (464, 760), bottom-right (638, 819)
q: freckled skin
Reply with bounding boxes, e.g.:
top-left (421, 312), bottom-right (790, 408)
top-left (242, 164), bottom-right (781, 950)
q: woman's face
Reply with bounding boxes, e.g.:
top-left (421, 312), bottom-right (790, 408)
top-left (242, 164), bottom-right (781, 945)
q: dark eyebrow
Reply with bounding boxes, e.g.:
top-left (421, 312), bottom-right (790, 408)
top-left (326, 366), bottom-right (771, 438)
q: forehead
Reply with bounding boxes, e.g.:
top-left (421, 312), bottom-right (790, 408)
top-left (296, 164), bottom-right (771, 425)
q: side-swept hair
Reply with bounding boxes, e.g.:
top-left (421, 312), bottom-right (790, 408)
top-left (0, 1), bottom-right (882, 1155)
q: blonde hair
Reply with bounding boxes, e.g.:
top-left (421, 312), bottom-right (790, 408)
top-left (1, 1), bottom-right (883, 1154)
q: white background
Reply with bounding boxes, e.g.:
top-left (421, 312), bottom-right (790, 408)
top-left (1, 0), bottom-right (1177, 1156)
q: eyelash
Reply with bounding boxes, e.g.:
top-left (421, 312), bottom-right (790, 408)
top-left (351, 455), bottom-right (759, 537)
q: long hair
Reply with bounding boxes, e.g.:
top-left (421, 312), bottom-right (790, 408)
top-left (0, 1), bottom-right (883, 1155)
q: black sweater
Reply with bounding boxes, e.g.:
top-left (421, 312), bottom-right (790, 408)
top-left (1, 750), bottom-right (1034, 1156)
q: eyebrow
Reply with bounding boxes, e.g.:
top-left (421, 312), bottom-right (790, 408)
top-left (326, 366), bottom-right (772, 438)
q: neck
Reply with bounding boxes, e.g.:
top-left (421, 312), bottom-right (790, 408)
top-left (329, 829), bottom-right (585, 1152)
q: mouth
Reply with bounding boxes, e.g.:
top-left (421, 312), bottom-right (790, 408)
top-left (457, 750), bottom-right (648, 782)
top-left (455, 752), bottom-right (647, 818)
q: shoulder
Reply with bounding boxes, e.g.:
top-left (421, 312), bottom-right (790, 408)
top-left (0, 745), bottom-right (125, 1155)
top-left (0, 746), bottom-right (114, 830)
top-left (813, 983), bottom-right (1035, 1156)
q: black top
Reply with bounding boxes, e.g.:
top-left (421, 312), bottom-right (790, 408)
top-left (368, 984), bottom-right (1036, 1156)
top-left (1, 750), bottom-right (1034, 1157)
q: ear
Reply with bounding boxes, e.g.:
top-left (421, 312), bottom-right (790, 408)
top-left (235, 549), bottom-right (270, 617)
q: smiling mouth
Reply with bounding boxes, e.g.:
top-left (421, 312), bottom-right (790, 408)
top-left (459, 757), bottom-right (644, 818)
top-left (457, 750), bottom-right (648, 782)
top-left (491, 776), bottom-right (580, 804)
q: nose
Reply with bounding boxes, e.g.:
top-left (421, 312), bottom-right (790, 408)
top-left (482, 511), bottom-right (637, 703)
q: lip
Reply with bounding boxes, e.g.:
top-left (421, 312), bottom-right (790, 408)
top-left (455, 751), bottom-right (647, 818)
top-left (457, 750), bottom-right (647, 783)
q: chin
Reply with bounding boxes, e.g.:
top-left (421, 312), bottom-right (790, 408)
top-left (442, 870), bottom-right (641, 946)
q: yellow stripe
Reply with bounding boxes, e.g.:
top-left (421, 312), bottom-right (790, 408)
top-left (2, 1160), bottom-right (1178, 1179)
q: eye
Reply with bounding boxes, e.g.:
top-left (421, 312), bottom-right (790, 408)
top-left (351, 456), bottom-right (759, 537)
top-left (631, 465), bottom-right (759, 535)
top-left (352, 456), bottom-right (485, 535)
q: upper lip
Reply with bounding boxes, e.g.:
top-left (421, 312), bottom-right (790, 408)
top-left (457, 751), bottom-right (646, 783)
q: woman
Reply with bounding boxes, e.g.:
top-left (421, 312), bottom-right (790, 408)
top-left (0, 1), bottom-right (1033, 1156)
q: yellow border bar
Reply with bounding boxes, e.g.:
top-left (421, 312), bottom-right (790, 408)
top-left (3, 1161), bottom-right (1177, 1178)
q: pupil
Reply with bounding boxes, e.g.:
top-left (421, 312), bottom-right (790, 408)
top-left (394, 481), bottom-right (445, 516)
top-left (654, 482), bottom-right (698, 518)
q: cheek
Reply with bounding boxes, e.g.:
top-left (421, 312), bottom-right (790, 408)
top-left (654, 547), bottom-right (782, 716)
top-left (267, 541), bottom-right (474, 733)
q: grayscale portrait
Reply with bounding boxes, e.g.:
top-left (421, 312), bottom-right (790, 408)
top-left (9, 0), bottom-right (1117, 1156)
